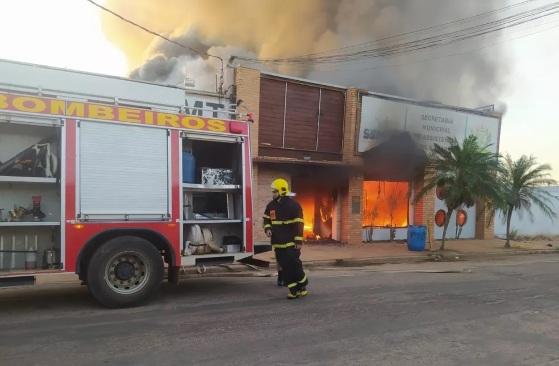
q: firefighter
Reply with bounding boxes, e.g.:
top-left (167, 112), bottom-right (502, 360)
top-left (263, 178), bottom-right (308, 299)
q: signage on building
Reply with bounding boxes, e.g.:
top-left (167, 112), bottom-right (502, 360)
top-left (184, 94), bottom-right (235, 118)
top-left (358, 95), bottom-right (501, 154)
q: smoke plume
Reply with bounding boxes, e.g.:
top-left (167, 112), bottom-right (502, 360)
top-left (100, 0), bottom-right (510, 108)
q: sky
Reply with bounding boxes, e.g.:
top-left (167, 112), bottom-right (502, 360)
top-left (0, 0), bottom-right (127, 76)
top-left (1, 0), bottom-right (558, 180)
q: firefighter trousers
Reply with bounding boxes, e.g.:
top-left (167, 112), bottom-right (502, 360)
top-left (274, 247), bottom-right (308, 295)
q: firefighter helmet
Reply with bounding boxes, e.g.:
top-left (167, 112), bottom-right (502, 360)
top-left (271, 178), bottom-right (290, 196)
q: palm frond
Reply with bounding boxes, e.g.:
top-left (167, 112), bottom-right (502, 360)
top-left (496, 154), bottom-right (558, 223)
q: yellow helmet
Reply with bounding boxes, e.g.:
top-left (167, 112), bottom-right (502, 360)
top-left (271, 178), bottom-right (289, 196)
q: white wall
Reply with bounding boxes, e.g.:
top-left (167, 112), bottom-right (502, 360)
top-left (434, 199), bottom-right (476, 240)
top-left (494, 186), bottom-right (559, 237)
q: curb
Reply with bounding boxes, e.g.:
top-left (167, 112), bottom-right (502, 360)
top-left (302, 255), bottom-right (431, 268)
top-left (434, 249), bottom-right (559, 262)
top-left (295, 249), bottom-right (559, 269)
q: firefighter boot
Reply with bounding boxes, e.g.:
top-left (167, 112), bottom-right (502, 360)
top-left (297, 288), bottom-right (308, 298)
top-left (296, 275), bottom-right (309, 297)
top-left (287, 283), bottom-right (299, 300)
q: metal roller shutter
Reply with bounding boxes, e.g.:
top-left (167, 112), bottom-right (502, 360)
top-left (78, 121), bottom-right (169, 220)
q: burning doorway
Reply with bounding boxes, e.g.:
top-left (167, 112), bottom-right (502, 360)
top-left (292, 178), bottom-right (339, 242)
top-left (362, 181), bottom-right (409, 242)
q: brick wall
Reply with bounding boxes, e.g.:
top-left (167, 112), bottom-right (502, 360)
top-left (475, 198), bottom-right (495, 239)
top-left (234, 67), bottom-right (261, 158)
top-left (344, 173), bottom-right (364, 245)
top-left (412, 169), bottom-right (436, 248)
top-left (342, 88), bottom-right (363, 166)
top-left (235, 67), bottom-right (263, 243)
top-left (340, 88), bottom-right (364, 245)
top-left (413, 175), bottom-right (425, 225)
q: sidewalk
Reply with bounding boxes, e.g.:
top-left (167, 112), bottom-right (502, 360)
top-left (5, 239), bottom-right (558, 287)
top-left (254, 238), bottom-right (559, 268)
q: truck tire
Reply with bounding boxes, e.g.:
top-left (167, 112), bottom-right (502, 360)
top-left (87, 236), bottom-right (164, 308)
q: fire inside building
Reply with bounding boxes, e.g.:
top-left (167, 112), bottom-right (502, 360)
top-left (234, 67), bottom-right (501, 248)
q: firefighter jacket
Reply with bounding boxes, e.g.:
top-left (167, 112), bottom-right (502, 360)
top-left (263, 196), bottom-right (304, 249)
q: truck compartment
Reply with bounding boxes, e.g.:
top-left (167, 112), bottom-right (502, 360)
top-left (186, 139), bottom-right (242, 185)
top-left (0, 121), bottom-right (62, 273)
top-left (183, 223), bottom-right (244, 254)
top-left (181, 136), bottom-right (246, 261)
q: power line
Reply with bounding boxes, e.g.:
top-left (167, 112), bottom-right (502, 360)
top-left (84, 0), bottom-right (225, 94)
top-left (288, 0), bottom-right (539, 59)
top-left (314, 18), bottom-right (559, 74)
top-left (234, 1), bottom-right (559, 65)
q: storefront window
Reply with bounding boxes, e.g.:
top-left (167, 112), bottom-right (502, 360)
top-left (362, 181), bottom-right (409, 228)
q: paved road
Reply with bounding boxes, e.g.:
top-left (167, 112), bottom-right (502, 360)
top-left (1, 255), bottom-right (559, 365)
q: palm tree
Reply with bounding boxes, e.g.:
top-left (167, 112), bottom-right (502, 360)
top-left (415, 135), bottom-right (501, 250)
top-left (496, 155), bottom-right (557, 248)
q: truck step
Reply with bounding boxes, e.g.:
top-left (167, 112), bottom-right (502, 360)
top-left (0, 275), bottom-right (35, 288)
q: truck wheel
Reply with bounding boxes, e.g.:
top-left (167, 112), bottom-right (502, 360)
top-left (87, 236), bottom-right (163, 308)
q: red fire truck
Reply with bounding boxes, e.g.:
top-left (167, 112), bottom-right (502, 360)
top-left (0, 59), bottom-right (254, 307)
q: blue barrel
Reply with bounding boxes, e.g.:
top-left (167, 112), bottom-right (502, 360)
top-left (407, 225), bottom-right (426, 251)
top-left (182, 151), bottom-right (196, 183)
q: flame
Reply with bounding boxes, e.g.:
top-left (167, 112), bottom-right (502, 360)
top-left (362, 181), bottom-right (409, 228)
top-left (297, 194), bottom-right (316, 239)
top-left (294, 182), bottom-right (335, 240)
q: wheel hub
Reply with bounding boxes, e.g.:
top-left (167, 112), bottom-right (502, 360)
top-left (115, 262), bottom-right (135, 280)
top-left (104, 252), bottom-right (150, 295)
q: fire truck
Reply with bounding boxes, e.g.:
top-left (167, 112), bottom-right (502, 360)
top-left (0, 59), bottom-right (254, 307)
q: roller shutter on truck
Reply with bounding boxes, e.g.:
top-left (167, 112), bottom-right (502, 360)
top-left (78, 121), bottom-right (170, 221)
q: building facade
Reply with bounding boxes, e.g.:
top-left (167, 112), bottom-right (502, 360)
top-left (234, 67), bottom-right (500, 248)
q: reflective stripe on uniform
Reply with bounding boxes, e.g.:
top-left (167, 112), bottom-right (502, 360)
top-left (294, 236), bottom-right (303, 241)
top-left (272, 242), bottom-right (296, 249)
top-left (298, 275), bottom-right (307, 284)
top-left (264, 224), bottom-right (271, 229)
top-left (287, 282), bottom-right (298, 288)
top-left (271, 218), bottom-right (304, 225)
top-left (263, 214), bottom-right (270, 219)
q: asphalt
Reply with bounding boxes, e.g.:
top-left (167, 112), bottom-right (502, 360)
top-left (1, 254), bottom-right (559, 365)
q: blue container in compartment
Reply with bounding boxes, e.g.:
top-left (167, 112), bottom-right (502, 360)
top-left (407, 225), bottom-right (426, 251)
top-left (182, 151), bottom-right (196, 183)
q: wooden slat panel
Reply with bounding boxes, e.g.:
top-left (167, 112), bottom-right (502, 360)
top-left (258, 78), bottom-right (286, 148)
top-left (317, 89), bottom-right (344, 153)
top-left (258, 147), bottom-right (342, 161)
top-left (284, 83), bottom-right (319, 150)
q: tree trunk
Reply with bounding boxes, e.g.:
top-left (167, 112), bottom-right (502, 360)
top-left (504, 207), bottom-right (514, 248)
top-left (440, 208), bottom-right (454, 251)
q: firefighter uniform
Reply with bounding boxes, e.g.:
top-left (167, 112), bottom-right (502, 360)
top-left (264, 179), bottom-right (308, 299)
